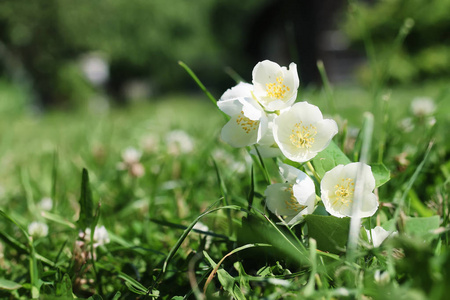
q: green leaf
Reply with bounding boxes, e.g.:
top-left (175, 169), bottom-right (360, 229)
top-left (112, 291), bottom-right (121, 300)
top-left (0, 278), bottom-right (22, 290)
top-left (370, 163), bottom-right (390, 188)
top-left (312, 141), bottom-right (351, 178)
top-left (78, 168), bottom-right (94, 231)
top-left (55, 273), bottom-right (73, 298)
top-left (87, 295), bottom-right (103, 300)
top-left (305, 215), bottom-right (350, 254)
top-left (118, 273), bottom-right (147, 295)
top-left (404, 216), bottom-right (440, 242)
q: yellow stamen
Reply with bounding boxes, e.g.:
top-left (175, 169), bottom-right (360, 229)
top-left (289, 122), bottom-right (317, 149)
top-left (236, 111), bottom-right (259, 134)
top-left (266, 76), bottom-right (289, 99)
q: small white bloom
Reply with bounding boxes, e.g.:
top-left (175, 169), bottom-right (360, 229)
top-left (38, 197), bottom-right (53, 211)
top-left (218, 82), bottom-right (269, 148)
top-left (122, 147), bottom-right (142, 165)
top-left (374, 270), bottom-right (390, 285)
top-left (141, 134), bottom-right (159, 153)
top-left (320, 162), bottom-right (378, 218)
top-left (193, 222), bottom-right (213, 249)
top-left (366, 226), bottom-right (397, 247)
top-left (80, 53), bottom-right (109, 86)
top-left (84, 225), bottom-right (110, 247)
top-left (166, 130), bottom-right (195, 155)
top-left (398, 117), bottom-right (414, 133)
top-left (252, 60), bottom-right (299, 111)
top-left (28, 221), bottom-right (49, 238)
top-left (411, 97), bottom-right (436, 117)
top-left (265, 164), bottom-right (316, 224)
top-left (273, 102), bottom-right (338, 162)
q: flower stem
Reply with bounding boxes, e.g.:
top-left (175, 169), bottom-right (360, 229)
top-left (306, 161), bottom-right (320, 182)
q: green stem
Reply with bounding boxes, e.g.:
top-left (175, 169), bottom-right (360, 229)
top-left (306, 161), bottom-right (320, 182)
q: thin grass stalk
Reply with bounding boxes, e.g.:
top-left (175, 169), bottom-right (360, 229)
top-left (317, 60), bottom-right (336, 116)
top-left (347, 112), bottom-right (374, 261)
top-left (149, 204), bottom-right (243, 293)
top-left (203, 243), bottom-right (272, 294)
top-left (391, 141), bottom-right (434, 227)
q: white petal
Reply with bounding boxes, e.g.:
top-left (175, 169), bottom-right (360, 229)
top-left (279, 163), bottom-right (302, 183)
top-left (221, 114), bottom-right (259, 148)
top-left (265, 183), bottom-right (299, 216)
top-left (220, 82), bottom-right (253, 101)
top-left (217, 97), bottom-right (243, 117)
top-left (240, 97), bottom-right (264, 121)
top-left (292, 172), bottom-right (316, 207)
top-left (310, 119), bottom-right (338, 152)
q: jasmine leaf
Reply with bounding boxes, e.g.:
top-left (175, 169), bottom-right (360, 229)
top-left (312, 141), bottom-right (351, 178)
top-left (305, 215), bottom-right (350, 254)
top-left (370, 163), bottom-right (390, 188)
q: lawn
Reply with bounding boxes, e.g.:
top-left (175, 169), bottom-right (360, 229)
top-left (0, 70), bottom-right (449, 299)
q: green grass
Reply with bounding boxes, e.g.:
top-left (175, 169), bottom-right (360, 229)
top-left (0, 76), bottom-right (449, 299)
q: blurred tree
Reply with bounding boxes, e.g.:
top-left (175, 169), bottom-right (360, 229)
top-left (0, 0), bottom-right (344, 109)
top-left (342, 0), bottom-right (450, 84)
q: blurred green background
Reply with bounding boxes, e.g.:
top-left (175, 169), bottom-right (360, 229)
top-left (0, 0), bottom-right (449, 111)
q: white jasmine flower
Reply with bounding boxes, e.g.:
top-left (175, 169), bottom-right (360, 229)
top-left (273, 102), bottom-right (338, 162)
top-left (218, 82), bottom-right (269, 148)
top-left (84, 225), bottom-right (110, 247)
top-left (166, 130), bottom-right (195, 155)
top-left (38, 197), bottom-right (53, 211)
top-left (28, 221), bottom-right (49, 238)
top-left (320, 163), bottom-right (378, 218)
top-left (252, 60), bottom-right (299, 111)
top-left (366, 226), bottom-right (397, 247)
top-left (265, 164), bottom-right (316, 224)
top-left (411, 97), bottom-right (436, 117)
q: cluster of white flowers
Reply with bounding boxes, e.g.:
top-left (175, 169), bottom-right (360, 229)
top-left (218, 60), bottom-right (379, 222)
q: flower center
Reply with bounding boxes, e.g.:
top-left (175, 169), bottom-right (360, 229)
top-left (289, 122), bottom-right (317, 148)
top-left (334, 178), bottom-right (355, 206)
top-left (285, 185), bottom-right (306, 212)
top-left (236, 111), bottom-right (259, 134)
top-left (266, 76), bottom-right (290, 99)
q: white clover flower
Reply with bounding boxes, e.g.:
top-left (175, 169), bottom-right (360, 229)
top-left (398, 117), bottom-right (414, 133)
top-left (84, 225), bottom-right (110, 247)
top-left (265, 163), bottom-right (316, 224)
top-left (252, 60), bottom-right (299, 111)
top-left (80, 52), bottom-right (109, 86)
top-left (122, 147), bottom-right (142, 165)
top-left (273, 102), bottom-right (338, 162)
top-left (366, 226), bottom-right (397, 247)
top-left (28, 221), bottom-right (49, 238)
top-left (218, 82), bottom-right (269, 148)
top-left (38, 197), bottom-right (53, 211)
top-left (320, 163), bottom-right (378, 218)
top-left (411, 97), bottom-right (436, 117)
top-left (166, 130), bottom-right (195, 155)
